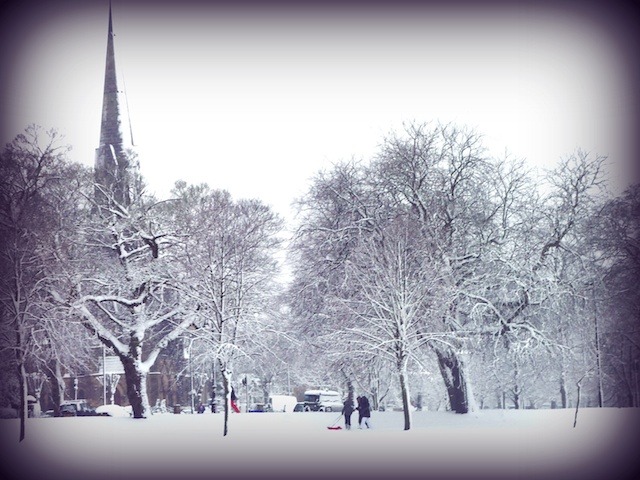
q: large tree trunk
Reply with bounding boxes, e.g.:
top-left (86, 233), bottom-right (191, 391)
top-left (220, 365), bottom-right (231, 436)
top-left (559, 330), bottom-right (568, 408)
top-left (398, 364), bottom-right (411, 430)
top-left (559, 364), bottom-right (568, 408)
top-left (46, 358), bottom-right (65, 416)
top-left (18, 358), bottom-right (27, 442)
top-left (512, 362), bottom-right (521, 409)
top-left (435, 346), bottom-right (473, 414)
top-left (121, 354), bottom-right (149, 418)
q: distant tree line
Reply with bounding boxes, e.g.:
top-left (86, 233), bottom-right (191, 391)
top-left (287, 122), bottom-right (639, 429)
top-left (1, 122), bottom-right (638, 439)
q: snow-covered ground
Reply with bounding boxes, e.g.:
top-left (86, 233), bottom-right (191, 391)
top-left (1, 408), bottom-right (639, 480)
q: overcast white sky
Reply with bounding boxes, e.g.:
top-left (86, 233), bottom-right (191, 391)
top-left (1, 0), bottom-right (638, 221)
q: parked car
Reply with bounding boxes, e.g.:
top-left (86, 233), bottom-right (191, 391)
top-left (59, 400), bottom-right (108, 417)
top-left (293, 402), bottom-right (305, 412)
top-left (268, 395), bottom-right (298, 413)
top-left (248, 403), bottom-right (268, 412)
top-left (95, 404), bottom-right (131, 417)
top-left (302, 389), bottom-right (343, 412)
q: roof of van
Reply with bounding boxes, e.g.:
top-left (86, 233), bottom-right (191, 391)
top-left (304, 389), bottom-right (339, 395)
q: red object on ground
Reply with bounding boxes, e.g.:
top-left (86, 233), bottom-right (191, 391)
top-left (327, 426), bottom-right (342, 430)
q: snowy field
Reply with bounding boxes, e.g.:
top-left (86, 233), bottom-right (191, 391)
top-left (1, 408), bottom-right (639, 480)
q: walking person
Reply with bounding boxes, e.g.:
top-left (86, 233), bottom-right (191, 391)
top-left (230, 387), bottom-right (240, 413)
top-left (341, 396), bottom-right (355, 430)
top-left (358, 395), bottom-right (372, 428)
top-left (356, 396), bottom-right (363, 427)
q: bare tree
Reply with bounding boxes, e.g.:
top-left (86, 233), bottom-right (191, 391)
top-left (167, 182), bottom-right (284, 435)
top-left (290, 121), bottom-right (611, 417)
top-left (48, 177), bottom-right (193, 418)
top-left (373, 124), bottom-right (610, 413)
top-left (288, 160), bottom-right (385, 393)
top-left (0, 126), bottom-right (80, 438)
top-left (335, 216), bottom-right (451, 429)
top-left (384, 124), bottom-right (533, 411)
top-left (585, 183), bottom-right (640, 406)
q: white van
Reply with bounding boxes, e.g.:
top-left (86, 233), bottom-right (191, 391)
top-left (268, 395), bottom-right (298, 412)
top-left (303, 389), bottom-right (343, 412)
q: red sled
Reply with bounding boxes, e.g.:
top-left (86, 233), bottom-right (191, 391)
top-left (327, 426), bottom-right (342, 430)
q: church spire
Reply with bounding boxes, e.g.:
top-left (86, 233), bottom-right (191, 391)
top-left (95, 2), bottom-right (136, 208)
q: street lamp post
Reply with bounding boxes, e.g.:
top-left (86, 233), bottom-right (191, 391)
top-left (102, 346), bottom-right (107, 406)
top-left (244, 376), bottom-right (249, 413)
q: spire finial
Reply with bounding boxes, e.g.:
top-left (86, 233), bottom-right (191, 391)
top-left (108, 1), bottom-right (113, 36)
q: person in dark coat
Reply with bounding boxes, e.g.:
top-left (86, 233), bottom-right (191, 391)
top-left (356, 396), bottom-right (363, 426)
top-left (357, 395), bottom-right (371, 428)
top-left (341, 397), bottom-right (355, 430)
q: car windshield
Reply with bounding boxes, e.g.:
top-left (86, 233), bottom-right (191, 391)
top-left (304, 394), bottom-right (319, 403)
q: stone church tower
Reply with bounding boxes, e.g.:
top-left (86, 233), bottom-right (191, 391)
top-left (94, 4), bottom-right (138, 208)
